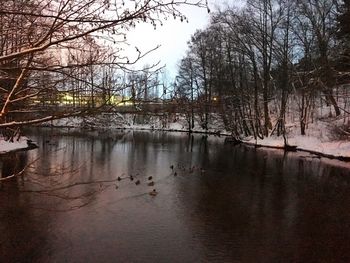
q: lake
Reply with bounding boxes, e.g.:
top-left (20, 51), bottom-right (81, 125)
top-left (1, 128), bottom-right (350, 262)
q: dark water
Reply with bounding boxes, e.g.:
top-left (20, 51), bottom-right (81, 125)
top-left (1, 128), bottom-right (350, 263)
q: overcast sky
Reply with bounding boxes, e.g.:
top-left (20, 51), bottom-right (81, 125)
top-left (126, 0), bottom-right (222, 80)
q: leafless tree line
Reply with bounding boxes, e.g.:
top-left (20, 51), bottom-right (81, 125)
top-left (175, 0), bottom-right (350, 141)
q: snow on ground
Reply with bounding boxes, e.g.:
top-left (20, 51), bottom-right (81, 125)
top-left (245, 135), bottom-right (350, 159)
top-left (291, 136), bottom-right (350, 158)
top-left (43, 113), bottom-right (231, 134)
top-left (0, 136), bottom-right (29, 154)
top-left (243, 119), bottom-right (350, 159)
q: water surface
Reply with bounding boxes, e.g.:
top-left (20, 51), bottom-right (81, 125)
top-left (1, 128), bottom-right (350, 263)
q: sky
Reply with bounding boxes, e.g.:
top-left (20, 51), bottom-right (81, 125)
top-left (126, 0), bottom-right (224, 80)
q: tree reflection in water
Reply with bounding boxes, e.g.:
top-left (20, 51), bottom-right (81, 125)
top-left (0, 152), bottom-right (27, 180)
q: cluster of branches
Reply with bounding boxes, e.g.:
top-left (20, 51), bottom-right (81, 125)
top-left (0, 0), bottom-right (207, 135)
top-left (175, 0), bottom-right (350, 140)
top-left (126, 66), bottom-right (167, 103)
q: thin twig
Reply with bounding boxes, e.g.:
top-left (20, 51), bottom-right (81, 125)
top-left (0, 157), bottom-right (40, 182)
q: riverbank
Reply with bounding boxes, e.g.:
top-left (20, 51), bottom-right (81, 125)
top-left (0, 136), bottom-right (34, 155)
top-left (239, 118), bottom-right (350, 161)
top-left (1, 114), bottom-right (349, 163)
top-left (43, 114), bottom-right (350, 162)
top-left (241, 135), bottom-right (350, 162)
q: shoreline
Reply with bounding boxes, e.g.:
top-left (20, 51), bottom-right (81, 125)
top-left (39, 124), bottom-right (350, 163)
top-left (0, 137), bottom-right (38, 156)
top-left (1, 124), bottom-right (349, 166)
top-left (235, 139), bottom-right (350, 163)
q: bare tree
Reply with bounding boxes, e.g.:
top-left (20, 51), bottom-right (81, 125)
top-left (0, 0), bottom-right (207, 134)
top-left (295, 0), bottom-right (341, 116)
top-left (175, 0), bottom-right (348, 140)
top-left (176, 55), bottom-right (196, 131)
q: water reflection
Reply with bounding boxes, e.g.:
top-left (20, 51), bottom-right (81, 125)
top-left (0, 152), bottom-right (27, 179)
top-left (1, 129), bottom-right (350, 262)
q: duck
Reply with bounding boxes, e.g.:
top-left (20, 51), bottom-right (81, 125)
top-left (135, 180), bottom-right (140, 185)
top-left (149, 189), bottom-right (158, 196)
top-left (147, 181), bottom-right (155, 186)
top-left (27, 139), bottom-right (38, 149)
top-left (148, 176), bottom-right (153, 180)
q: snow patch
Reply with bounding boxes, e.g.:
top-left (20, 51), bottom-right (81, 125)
top-left (0, 136), bottom-right (30, 154)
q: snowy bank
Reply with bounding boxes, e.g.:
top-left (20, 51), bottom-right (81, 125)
top-left (243, 135), bottom-right (350, 161)
top-left (0, 136), bottom-right (34, 155)
top-left (41, 113), bottom-right (231, 135)
top-left (241, 120), bottom-right (350, 161)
